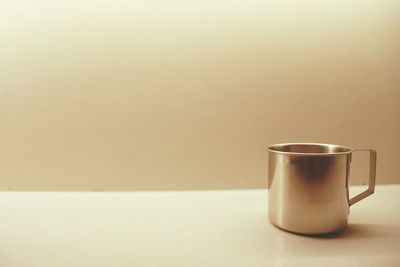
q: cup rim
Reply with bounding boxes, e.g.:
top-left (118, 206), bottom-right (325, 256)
top-left (266, 143), bottom-right (353, 156)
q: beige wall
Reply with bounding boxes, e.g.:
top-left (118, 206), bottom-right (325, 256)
top-left (1, 0), bottom-right (399, 190)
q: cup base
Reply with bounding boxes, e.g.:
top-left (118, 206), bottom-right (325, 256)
top-left (270, 220), bottom-right (348, 236)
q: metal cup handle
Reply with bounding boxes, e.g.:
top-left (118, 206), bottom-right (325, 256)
top-left (349, 149), bottom-right (377, 206)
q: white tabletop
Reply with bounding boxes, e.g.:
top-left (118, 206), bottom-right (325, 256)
top-left (0, 185), bottom-right (399, 267)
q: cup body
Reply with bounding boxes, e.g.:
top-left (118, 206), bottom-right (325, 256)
top-left (267, 143), bottom-right (353, 234)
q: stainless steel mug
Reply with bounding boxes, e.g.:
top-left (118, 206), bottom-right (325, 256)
top-left (266, 143), bottom-right (377, 235)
